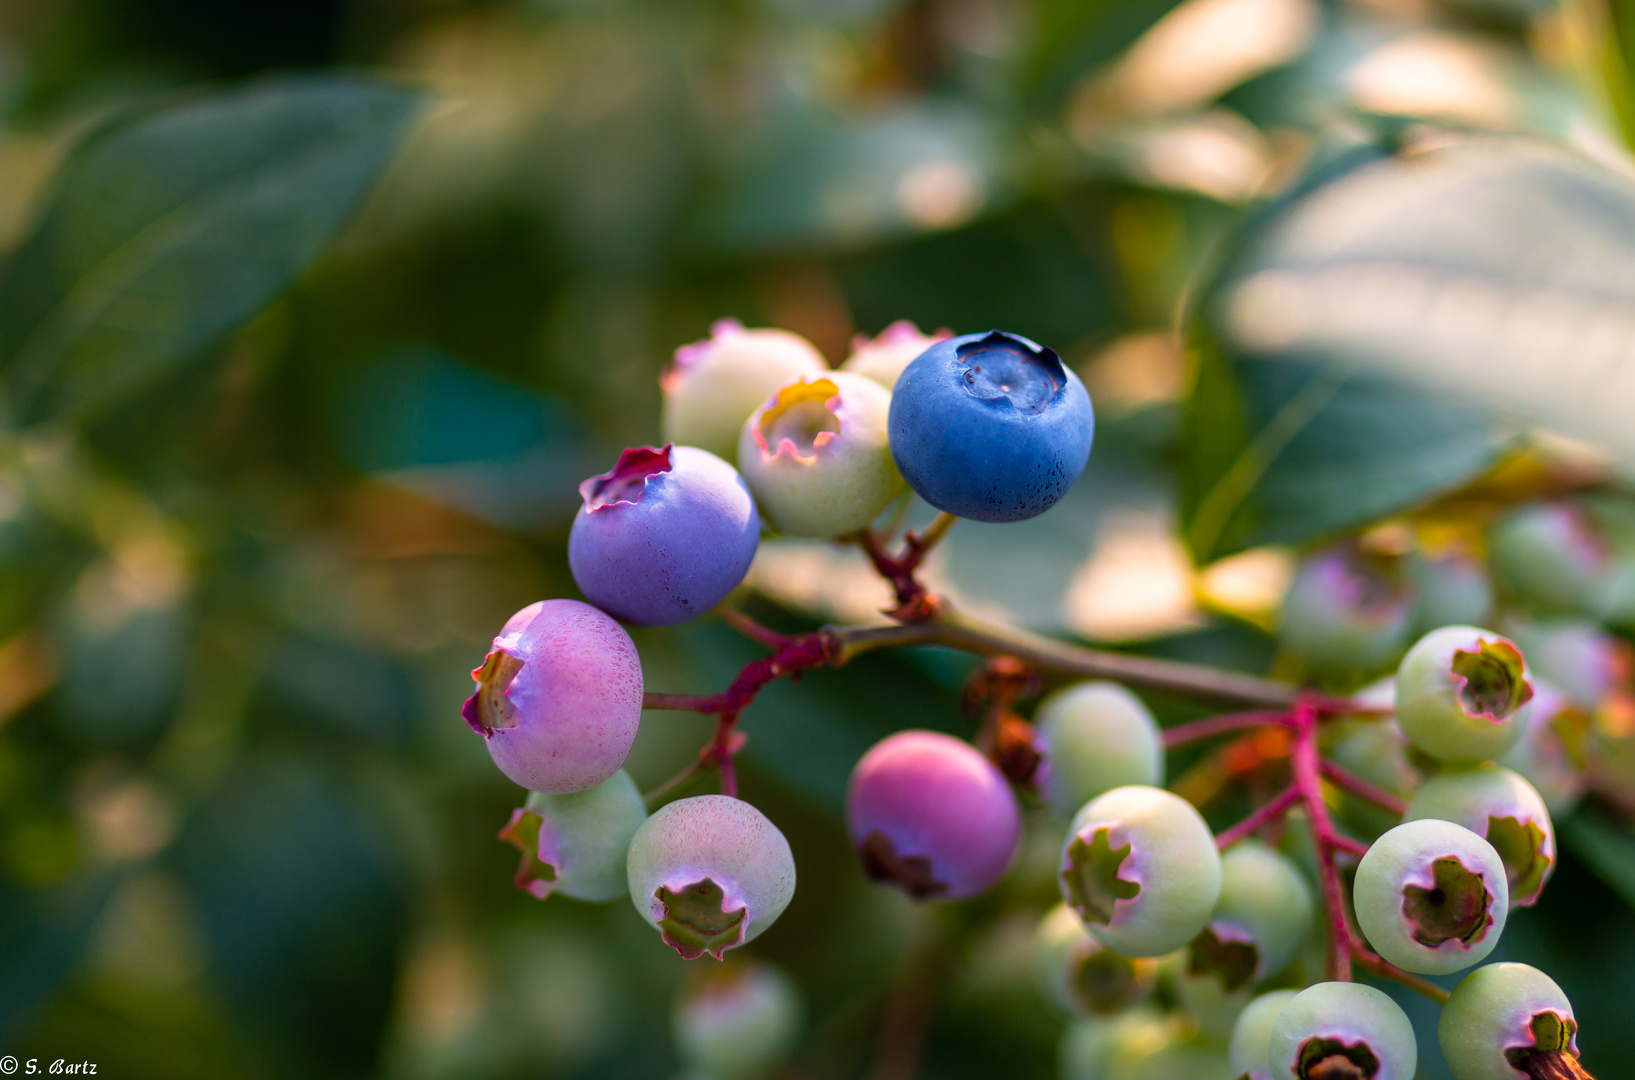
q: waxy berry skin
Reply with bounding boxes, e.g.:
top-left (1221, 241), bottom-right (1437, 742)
top-left (662, 319), bottom-right (828, 464)
top-left (1395, 625), bottom-right (1534, 764)
top-left (1439, 963), bottom-right (1580, 1080)
top-left (464, 600), bottom-right (643, 794)
top-left (627, 795), bottom-right (796, 960)
top-left (1229, 989), bottom-right (1300, 1080)
top-left (840, 320), bottom-right (950, 389)
top-left (888, 330), bottom-right (1094, 523)
top-left (498, 770), bottom-right (646, 902)
top-left (1059, 785), bottom-right (1221, 958)
top-left (568, 445), bottom-right (760, 627)
top-left (1267, 982), bottom-right (1417, 1080)
top-left (1405, 764), bottom-right (1555, 907)
top-left (1032, 681), bottom-right (1164, 819)
top-left (846, 730), bottom-right (1021, 901)
top-left (738, 372), bottom-right (904, 538)
top-left (1354, 818), bottom-right (1510, 976)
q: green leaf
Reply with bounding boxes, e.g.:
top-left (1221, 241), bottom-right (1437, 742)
top-left (1179, 141), bottom-right (1543, 562)
top-left (0, 76), bottom-right (422, 426)
top-left (1022, 0), bottom-right (1185, 108)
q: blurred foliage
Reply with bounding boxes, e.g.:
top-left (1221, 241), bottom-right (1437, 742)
top-left (3, 0), bottom-right (1635, 1078)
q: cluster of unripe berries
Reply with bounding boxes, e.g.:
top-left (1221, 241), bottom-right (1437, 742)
top-left (460, 316), bottom-right (1596, 1078)
top-left (465, 322), bottom-right (1091, 983)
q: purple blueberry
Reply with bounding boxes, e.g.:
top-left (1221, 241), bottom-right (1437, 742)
top-left (464, 599), bottom-right (644, 793)
top-left (846, 730), bottom-right (1022, 900)
top-left (887, 330), bottom-right (1094, 523)
top-left (569, 444), bottom-right (760, 627)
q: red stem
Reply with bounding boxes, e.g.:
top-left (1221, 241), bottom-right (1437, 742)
top-left (1290, 697), bottom-right (1352, 982)
top-left (1163, 710), bottom-right (1293, 748)
top-left (1320, 759), bottom-right (1409, 816)
top-left (718, 607), bottom-right (795, 649)
top-left (1215, 786), bottom-right (1301, 850)
top-left (1350, 944), bottom-right (1450, 1004)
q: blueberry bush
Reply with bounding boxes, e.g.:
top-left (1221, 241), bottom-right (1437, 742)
top-left (5, 1), bottom-right (1635, 1078)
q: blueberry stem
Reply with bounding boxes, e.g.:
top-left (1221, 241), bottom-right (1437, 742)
top-left (1350, 945), bottom-right (1452, 1004)
top-left (1163, 710), bottom-right (1295, 747)
top-left (1320, 759), bottom-right (1409, 815)
top-left (1214, 785), bottom-right (1301, 850)
top-left (1291, 697), bottom-right (1354, 982)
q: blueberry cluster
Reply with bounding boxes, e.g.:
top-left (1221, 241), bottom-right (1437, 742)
top-left (460, 319), bottom-right (1602, 1080)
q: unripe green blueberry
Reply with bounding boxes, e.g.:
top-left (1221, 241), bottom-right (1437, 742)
top-left (1498, 682), bottom-right (1590, 817)
top-left (673, 962), bottom-right (802, 1079)
top-left (1267, 982), bottom-right (1417, 1080)
top-left (1279, 547), bottom-right (1413, 672)
top-left (627, 795), bottom-right (796, 960)
top-left (1230, 990), bottom-right (1300, 1080)
top-left (737, 373), bottom-right (904, 538)
top-left (1059, 1008), bottom-right (1176, 1080)
top-left (662, 319), bottom-right (828, 463)
top-left (840, 320), bottom-right (949, 389)
top-left (1408, 549), bottom-right (1493, 633)
top-left (1395, 626), bottom-right (1533, 764)
top-left (1354, 818), bottom-right (1509, 975)
top-left (1405, 764), bottom-right (1554, 907)
top-left (1439, 963), bottom-right (1580, 1080)
top-left (1168, 948), bottom-right (1250, 1039)
top-left (1060, 786), bottom-right (1222, 958)
top-left (1488, 501), bottom-right (1617, 616)
top-left (1033, 682), bottom-right (1165, 819)
top-left (498, 769), bottom-right (647, 902)
top-left (1192, 841), bottom-right (1314, 991)
top-left (1033, 902), bottom-right (1158, 1016)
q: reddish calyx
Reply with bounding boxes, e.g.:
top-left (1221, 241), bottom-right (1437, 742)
top-left (463, 648), bottom-right (524, 737)
top-left (580, 445), bottom-right (673, 511)
top-left (858, 831), bottom-right (946, 899)
top-left (657, 878), bottom-right (747, 960)
top-left (497, 808), bottom-right (559, 899)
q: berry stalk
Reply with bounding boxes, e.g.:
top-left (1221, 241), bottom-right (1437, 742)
top-left (1213, 784), bottom-right (1300, 850)
top-left (1289, 697), bottom-right (1354, 983)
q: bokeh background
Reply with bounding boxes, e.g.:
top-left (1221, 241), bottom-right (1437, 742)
top-left (4, 0), bottom-right (1635, 1076)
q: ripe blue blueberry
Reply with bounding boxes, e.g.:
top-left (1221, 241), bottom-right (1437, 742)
top-left (568, 445), bottom-right (760, 627)
top-left (887, 330), bottom-right (1094, 523)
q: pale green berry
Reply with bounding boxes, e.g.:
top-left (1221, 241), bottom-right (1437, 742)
top-left (1169, 948), bottom-right (1250, 1039)
top-left (1395, 626), bottom-right (1533, 764)
top-left (1059, 786), bottom-right (1221, 958)
top-left (662, 319), bottom-right (828, 463)
top-left (1193, 841), bottom-right (1315, 990)
top-left (1229, 990), bottom-right (1300, 1080)
top-left (1033, 682), bottom-right (1165, 819)
top-left (1405, 764), bottom-right (1554, 907)
top-left (627, 795), bottom-right (796, 960)
top-left (673, 962), bottom-right (802, 1079)
top-left (1059, 1008), bottom-right (1175, 1080)
top-left (1268, 982), bottom-right (1416, 1080)
top-left (737, 372), bottom-right (904, 538)
top-left (1034, 902), bottom-right (1158, 1016)
top-left (839, 320), bottom-right (949, 389)
top-left (1354, 818), bottom-right (1509, 975)
top-left (1279, 546), bottom-right (1413, 672)
top-left (1439, 963), bottom-right (1580, 1080)
top-left (498, 769), bottom-right (647, 902)
top-left (1408, 549), bottom-right (1493, 633)
top-left (1488, 501), bottom-right (1617, 616)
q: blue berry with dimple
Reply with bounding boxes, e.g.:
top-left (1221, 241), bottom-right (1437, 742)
top-left (887, 330), bottom-right (1094, 522)
top-left (569, 444), bottom-right (760, 626)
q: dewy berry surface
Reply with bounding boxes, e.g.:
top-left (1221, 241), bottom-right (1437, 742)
top-left (1395, 625), bottom-right (1534, 763)
top-left (662, 319), bottom-right (828, 464)
top-left (846, 729), bottom-right (1021, 901)
top-left (1439, 963), bottom-right (1580, 1080)
top-left (737, 371), bottom-right (903, 538)
top-left (1267, 981), bottom-right (1417, 1080)
top-left (1405, 764), bottom-right (1555, 907)
top-left (1031, 681), bottom-right (1165, 819)
top-left (1059, 785), bottom-right (1221, 957)
top-left (568, 444), bottom-right (760, 627)
top-left (497, 769), bottom-right (647, 902)
top-left (888, 330), bottom-right (1093, 522)
top-left (627, 794), bottom-right (796, 960)
top-left (464, 599), bottom-right (644, 793)
top-left (1354, 818), bottom-right (1510, 975)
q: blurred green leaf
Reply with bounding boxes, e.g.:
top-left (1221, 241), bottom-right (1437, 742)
top-left (1179, 143), bottom-right (1525, 561)
top-left (1561, 812), bottom-right (1635, 912)
top-left (0, 76), bottom-right (422, 426)
top-left (1022, 0), bottom-right (1184, 108)
top-left (0, 870), bottom-right (120, 1042)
